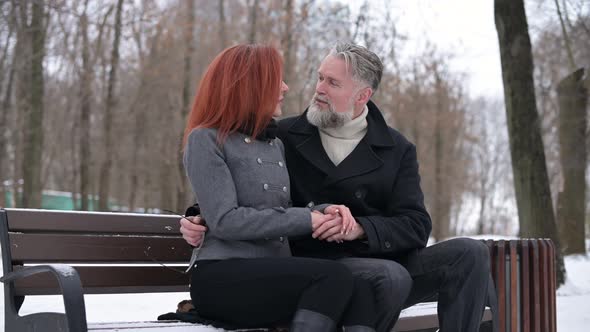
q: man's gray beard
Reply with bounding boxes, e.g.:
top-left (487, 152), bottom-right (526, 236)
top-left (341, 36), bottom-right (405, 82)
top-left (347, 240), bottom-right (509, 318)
top-left (306, 101), bottom-right (354, 129)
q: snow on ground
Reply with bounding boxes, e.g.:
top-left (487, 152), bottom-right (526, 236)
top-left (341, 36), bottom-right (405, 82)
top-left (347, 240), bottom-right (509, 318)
top-left (1, 240), bottom-right (590, 331)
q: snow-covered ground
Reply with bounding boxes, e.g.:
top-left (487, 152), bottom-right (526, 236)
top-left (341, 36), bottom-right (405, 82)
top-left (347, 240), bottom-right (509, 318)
top-left (1, 242), bottom-right (589, 331)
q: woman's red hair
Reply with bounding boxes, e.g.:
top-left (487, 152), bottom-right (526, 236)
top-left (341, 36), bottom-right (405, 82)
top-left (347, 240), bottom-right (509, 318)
top-left (183, 44), bottom-right (283, 146)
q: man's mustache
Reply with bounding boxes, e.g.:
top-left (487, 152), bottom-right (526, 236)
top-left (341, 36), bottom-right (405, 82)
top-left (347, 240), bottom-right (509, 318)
top-left (313, 94), bottom-right (331, 105)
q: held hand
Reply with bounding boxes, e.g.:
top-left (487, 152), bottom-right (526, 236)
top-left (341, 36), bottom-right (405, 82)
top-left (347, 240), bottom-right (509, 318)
top-left (311, 211), bottom-right (333, 232)
top-left (312, 213), bottom-right (342, 241)
top-left (179, 216), bottom-right (207, 247)
top-left (324, 205), bottom-right (355, 235)
top-left (326, 220), bottom-right (366, 242)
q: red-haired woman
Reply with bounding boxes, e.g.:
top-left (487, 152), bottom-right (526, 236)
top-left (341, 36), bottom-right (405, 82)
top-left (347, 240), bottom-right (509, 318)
top-left (183, 44), bottom-right (376, 332)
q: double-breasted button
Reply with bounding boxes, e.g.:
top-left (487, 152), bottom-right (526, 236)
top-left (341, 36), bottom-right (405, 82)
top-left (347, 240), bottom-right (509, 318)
top-left (244, 137), bottom-right (252, 143)
top-left (263, 184), bottom-right (269, 190)
top-left (355, 190), bottom-right (363, 199)
top-left (278, 161), bottom-right (284, 167)
top-left (257, 158), bottom-right (263, 164)
top-left (307, 201), bottom-right (315, 208)
top-left (282, 186), bottom-right (288, 192)
top-left (384, 241), bottom-right (391, 249)
top-left (279, 236), bottom-right (285, 242)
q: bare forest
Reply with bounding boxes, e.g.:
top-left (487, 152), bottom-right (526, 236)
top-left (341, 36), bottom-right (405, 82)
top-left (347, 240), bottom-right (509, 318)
top-left (0, 0), bottom-right (588, 262)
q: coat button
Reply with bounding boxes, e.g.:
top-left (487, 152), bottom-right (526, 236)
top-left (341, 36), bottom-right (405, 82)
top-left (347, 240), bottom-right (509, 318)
top-left (263, 184), bottom-right (269, 190)
top-left (278, 161), bottom-right (284, 167)
top-left (307, 201), bottom-right (314, 208)
top-left (384, 241), bottom-right (391, 249)
top-left (268, 141), bottom-right (274, 146)
top-left (355, 190), bottom-right (363, 198)
top-left (279, 236), bottom-right (285, 242)
top-left (282, 186), bottom-right (288, 192)
top-left (257, 158), bottom-right (263, 164)
top-left (244, 137), bottom-right (252, 143)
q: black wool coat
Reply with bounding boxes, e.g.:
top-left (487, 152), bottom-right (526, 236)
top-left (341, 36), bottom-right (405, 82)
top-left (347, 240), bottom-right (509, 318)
top-left (277, 100), bottom-right (432, 260)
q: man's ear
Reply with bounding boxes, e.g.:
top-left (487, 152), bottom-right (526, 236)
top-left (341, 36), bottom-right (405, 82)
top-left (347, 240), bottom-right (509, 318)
top-left (356, 87), bottom-right (373, 105)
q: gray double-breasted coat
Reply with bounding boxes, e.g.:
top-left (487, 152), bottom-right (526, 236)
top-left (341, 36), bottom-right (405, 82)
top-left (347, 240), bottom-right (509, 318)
top-left (183, 128), bottom-right (313, 261)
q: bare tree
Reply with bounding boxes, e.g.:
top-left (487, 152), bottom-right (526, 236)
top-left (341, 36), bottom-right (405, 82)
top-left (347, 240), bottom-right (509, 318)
top-left (176, 0), bottom-right (196, 213)
top-left (556, 68), bottom-right (587, 254)
top-left (98, 0), bottom-right (124, 211)
top-left (494, 0), bottom-right (565, 284)
top-left (248, 0), bottom-right (259, 43)
top-left (13, 0), bottom-right (50, 208)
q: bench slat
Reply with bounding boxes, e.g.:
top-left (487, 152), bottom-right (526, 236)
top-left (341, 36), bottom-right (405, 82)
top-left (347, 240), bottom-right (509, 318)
top-left (9, 233), bottom-right (191, 262)
top-left (6, 209), bottom-right (180, 235)
top-left (13, 266), bottom-right (190, 295)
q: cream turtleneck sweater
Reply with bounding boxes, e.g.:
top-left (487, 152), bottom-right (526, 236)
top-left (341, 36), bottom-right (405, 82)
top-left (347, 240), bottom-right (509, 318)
top-left (319, 106), bottom-right (368, 166)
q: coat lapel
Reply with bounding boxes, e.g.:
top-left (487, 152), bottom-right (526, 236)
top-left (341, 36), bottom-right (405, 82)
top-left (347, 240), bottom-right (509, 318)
top-left (288, 113), bottom-right (335, 176)
top-left (322, 136), bottom-right (383, 186)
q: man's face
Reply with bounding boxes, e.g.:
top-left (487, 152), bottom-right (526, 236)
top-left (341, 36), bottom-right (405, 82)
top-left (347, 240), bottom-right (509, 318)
top-left (306, 55), bottom-right (365, 129)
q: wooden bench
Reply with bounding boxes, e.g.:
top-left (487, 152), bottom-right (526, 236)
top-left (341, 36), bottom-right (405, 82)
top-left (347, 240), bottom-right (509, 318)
top-left (1, 208), bottom-right (553, 331)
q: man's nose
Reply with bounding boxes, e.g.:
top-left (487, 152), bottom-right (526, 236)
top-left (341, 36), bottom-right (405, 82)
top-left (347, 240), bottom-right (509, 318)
top-left (316, 80), bottom-right (326, 95)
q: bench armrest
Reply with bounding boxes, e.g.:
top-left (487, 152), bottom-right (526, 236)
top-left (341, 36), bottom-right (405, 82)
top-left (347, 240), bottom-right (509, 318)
top-left (1, 264), bottom-right (88, 332)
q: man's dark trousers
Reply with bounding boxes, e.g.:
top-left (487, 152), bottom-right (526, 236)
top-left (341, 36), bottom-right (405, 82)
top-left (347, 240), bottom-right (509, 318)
top-left (401, 238), bottom-right (498, 332)
top-left (344, 238), bottom-right (498, 332)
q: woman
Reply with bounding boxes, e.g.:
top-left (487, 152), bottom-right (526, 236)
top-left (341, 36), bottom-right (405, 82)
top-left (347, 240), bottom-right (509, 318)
top-left (183, 44), bottom-right (376, 332)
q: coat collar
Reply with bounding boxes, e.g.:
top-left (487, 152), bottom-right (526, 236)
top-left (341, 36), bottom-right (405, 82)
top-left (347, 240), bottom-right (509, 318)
top-left (287, 100), bottom-right (395, 186)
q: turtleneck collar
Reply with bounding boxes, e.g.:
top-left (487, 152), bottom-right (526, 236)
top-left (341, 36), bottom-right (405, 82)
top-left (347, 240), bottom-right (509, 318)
top-left (319, 105), bottom-right (368, 140)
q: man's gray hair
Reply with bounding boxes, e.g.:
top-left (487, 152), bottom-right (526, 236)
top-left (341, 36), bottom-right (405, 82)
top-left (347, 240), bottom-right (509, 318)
top-left (328, 42), bottom-right (384, 91)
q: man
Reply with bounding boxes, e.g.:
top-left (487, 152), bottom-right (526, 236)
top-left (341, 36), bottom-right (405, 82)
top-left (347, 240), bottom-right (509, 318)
top-left (181, 42), bottom-right (496, 332)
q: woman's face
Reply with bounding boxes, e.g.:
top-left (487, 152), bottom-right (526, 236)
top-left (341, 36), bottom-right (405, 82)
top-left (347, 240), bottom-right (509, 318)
top-left (273, 81), bottom-right (289, 117)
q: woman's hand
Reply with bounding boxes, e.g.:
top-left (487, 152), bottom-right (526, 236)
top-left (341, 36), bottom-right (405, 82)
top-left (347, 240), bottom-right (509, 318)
top-left (311, 205), bottom-right (355, 243)
top-left (179, 216), bottom-right (208, 246)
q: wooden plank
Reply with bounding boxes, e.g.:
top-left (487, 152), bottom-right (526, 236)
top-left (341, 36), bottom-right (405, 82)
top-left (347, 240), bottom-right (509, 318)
top-left (531, 240), bottom-right (541, 332)
top-left (520, 240), bottom-right (530, 332)
top-left (538, 240), bottom-right (551, 331)
top-left (509, 240), bottom-right (518, 332)
top-left (393, 303), bottom-right (493, 331)
top-left (497, 240), bottom-right (506, 332)
top-left (13, 266), bottom-right (190, 295)
top-left (5, 208), bottom-right (181, 235)
top-left (9, 233), bottom-right (191, 263)
top-left (546, 239), bottom-right (557, 332)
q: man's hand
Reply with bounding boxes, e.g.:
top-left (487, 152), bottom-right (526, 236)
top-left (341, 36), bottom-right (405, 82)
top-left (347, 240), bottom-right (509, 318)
top-left (325, 220), bottom-right (365, 242)
top-left (324, 205), bottom-right (355, 234)
top-left (179, 216), bottom-right (207, 247)
top-left (312, 205), bottom-right (360, 243)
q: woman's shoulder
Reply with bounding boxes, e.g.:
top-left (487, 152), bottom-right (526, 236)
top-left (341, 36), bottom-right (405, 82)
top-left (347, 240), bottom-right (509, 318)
top-left (186, 127), bottom-right (218, 141)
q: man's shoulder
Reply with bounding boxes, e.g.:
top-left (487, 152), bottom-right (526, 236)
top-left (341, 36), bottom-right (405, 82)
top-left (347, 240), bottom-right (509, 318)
top-left (278, 115), bottom-right (301, 130)
top-left (385, 126), bottom-right (414, 148)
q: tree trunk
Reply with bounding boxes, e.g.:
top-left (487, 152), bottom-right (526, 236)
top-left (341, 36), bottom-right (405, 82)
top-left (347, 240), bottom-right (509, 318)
top-left (19, 0), bottom-right (47, 208)
top-left (1, 48), bottom-right (15, 209)
top-left (432, 70), bottom-right (450, 241)
top-left (248, 0), bottom-right (259, 44)
top-left (494, 0), bottom-right (566, 285)
top-left (79, 4), bottom-right (91, 211)
top-left (98, 0), bottom-right (124, 211)
top-left (556, 68), bottom-right (587, 255)
top-left (218, 0), bottom-right (227, 50)
top-left (175, 0), bottom-right (196, 213)
top-left (281, 0), bottom-right (297, 116)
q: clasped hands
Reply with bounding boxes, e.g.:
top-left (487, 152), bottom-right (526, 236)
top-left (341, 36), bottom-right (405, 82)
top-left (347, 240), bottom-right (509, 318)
top-left (179, 204), bottom-right (364, 247)
top-left (310, 205), bottom-right (364, 243)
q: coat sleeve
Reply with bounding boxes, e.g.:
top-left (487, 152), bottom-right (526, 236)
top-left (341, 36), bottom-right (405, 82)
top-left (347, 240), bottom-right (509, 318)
top-left (355, 144), bottom-right (432, 256)
top-left (184, 129), bottom-right (312, 241)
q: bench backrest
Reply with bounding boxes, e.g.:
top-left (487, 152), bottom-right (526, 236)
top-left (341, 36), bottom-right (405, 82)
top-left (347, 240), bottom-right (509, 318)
top-left (0, 208), bottom-right (191, 296)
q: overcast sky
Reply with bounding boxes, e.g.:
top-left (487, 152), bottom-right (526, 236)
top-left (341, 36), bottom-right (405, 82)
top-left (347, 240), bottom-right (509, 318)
top-left (343, 0), bottom-right (558, 99)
